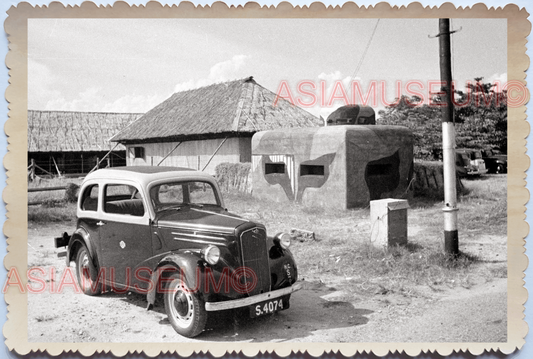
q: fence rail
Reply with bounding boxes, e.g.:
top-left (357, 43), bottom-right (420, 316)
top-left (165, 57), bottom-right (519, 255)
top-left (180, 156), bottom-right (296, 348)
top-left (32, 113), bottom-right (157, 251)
top-left (28, 183), bottom-right (79, 206)
top-left (28, 186), bottom-right (67, 193)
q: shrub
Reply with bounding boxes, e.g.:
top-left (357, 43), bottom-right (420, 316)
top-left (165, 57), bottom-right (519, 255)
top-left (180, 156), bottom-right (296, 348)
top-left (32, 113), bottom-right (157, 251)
top-left (215, 163), bottom-right (252, 193)
top-left (413, 161), bottom-right (465, 199)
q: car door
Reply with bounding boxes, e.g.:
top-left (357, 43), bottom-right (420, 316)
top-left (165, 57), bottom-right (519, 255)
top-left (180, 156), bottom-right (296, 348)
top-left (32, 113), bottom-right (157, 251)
top-left (98, 183), bottom-right (153, 288)
top-left (77, 182), bottom-right (102, 255)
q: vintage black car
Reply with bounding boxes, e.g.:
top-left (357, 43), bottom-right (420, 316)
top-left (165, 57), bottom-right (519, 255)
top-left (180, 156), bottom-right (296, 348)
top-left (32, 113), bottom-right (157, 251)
top-left (55, 166), bottom-right (301, 337)
top-left (456, 149), bottom-right (488, 176)
top-left (481, 149), bottom-right (508, 174)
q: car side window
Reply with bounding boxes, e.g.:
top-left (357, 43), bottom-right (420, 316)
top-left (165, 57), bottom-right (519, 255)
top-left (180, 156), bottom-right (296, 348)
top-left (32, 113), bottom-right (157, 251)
top-left (104, 184), bottom-right (145, 217)
top-left (80, 185), bottom-right (99, 211)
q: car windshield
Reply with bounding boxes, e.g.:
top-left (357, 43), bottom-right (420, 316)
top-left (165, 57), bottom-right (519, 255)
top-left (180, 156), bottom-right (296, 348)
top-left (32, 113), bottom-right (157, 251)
top-left (150, 180), bottom-right (220, 212)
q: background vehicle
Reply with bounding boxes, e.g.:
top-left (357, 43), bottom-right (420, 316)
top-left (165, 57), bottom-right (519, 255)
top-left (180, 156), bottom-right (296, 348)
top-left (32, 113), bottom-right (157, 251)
top-left (55, 166), bottom-right (301, 338)
top-left (481, 149), bottom-right (508, 174)
top-left (456, 149), bottom-right (488, 176)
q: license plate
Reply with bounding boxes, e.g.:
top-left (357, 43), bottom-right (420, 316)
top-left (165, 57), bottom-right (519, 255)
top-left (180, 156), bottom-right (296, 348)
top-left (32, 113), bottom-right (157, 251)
top-left (250, 298), bottom-right (285, 318)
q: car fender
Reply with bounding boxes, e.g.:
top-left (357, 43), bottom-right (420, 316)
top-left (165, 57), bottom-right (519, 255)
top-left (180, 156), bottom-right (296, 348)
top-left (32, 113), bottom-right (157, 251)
top-left (67, 227), bottom-right (96, 260)
top-left (67, 227), bottom-right (99, 281)
top-left (146, 251), bottom-right (203, 307)
top-left (266, 237), bottom-right (298, 289)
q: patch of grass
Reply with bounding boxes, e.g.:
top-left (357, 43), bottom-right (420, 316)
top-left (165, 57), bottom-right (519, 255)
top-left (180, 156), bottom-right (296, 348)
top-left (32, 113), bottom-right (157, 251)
top-left (305, 241), bottom-right (480, 288)
top-left (223, 174), bottom-right (505, 294)
top-left (28, 177), bottom-right (83, 204)
top-left (459, 175), bottom-right (507, 232)
top-left (28, 202), bottom-right (77, 223)
top-left (28, 177), bottom-right (82, 223)
top-left (462, 175), bottom-right (506, 202)
top-left (488, 264), bottom-right (507, 278)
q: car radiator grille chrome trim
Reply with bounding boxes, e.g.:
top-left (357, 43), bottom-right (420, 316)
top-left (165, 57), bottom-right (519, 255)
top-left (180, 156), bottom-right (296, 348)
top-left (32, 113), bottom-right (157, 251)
top-left (239, 227), bottom-right (270, 296)
top-left (204, 282), bottom-right (302, 311)
top-left (170, 231), bottom-right (229, 246)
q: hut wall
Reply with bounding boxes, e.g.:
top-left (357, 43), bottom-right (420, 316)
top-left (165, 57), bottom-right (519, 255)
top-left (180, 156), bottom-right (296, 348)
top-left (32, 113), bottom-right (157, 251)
top-left (126, 137), bottom-right (251, 174)
top-left (251, 126), bottom-right (414, 209)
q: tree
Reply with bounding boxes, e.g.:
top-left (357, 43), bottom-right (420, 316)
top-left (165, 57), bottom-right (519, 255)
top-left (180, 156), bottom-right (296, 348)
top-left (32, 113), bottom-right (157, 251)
top-left (454, 78), bottom-right (507, 150)
top-left (377, 78), bottom-right (507, 159)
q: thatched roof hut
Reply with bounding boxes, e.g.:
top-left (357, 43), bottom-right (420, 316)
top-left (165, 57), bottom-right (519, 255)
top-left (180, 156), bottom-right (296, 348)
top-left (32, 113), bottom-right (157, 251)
top-left (28, 110), bottom-right (142, 152)
top-left (28, 110), bottom-right (143, 176)
top-left (111, 77), bottom-right (322, 144)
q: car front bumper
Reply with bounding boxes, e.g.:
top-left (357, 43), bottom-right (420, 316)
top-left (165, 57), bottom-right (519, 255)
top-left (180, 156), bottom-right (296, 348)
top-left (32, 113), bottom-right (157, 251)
top-left (204, 282), bottom-right (303, 311)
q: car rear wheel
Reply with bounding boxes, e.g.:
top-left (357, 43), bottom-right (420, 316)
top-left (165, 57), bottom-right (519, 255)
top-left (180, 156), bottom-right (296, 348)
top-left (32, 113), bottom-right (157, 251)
top-left (496, 164), bottom-right (505, 174)
top-left (75, 245), bottom-right (102, 296)
top-left (164, 273), bottom-right (207, 338)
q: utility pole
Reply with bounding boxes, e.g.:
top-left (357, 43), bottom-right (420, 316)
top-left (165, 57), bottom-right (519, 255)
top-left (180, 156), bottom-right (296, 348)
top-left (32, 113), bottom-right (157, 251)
top-left (438, 18), bottom-right (459, 255)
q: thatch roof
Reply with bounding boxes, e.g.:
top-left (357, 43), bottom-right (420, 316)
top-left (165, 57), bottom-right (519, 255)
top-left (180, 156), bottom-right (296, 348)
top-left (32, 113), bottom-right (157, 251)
top-left (111, 77), bottom-right (322, 144)
top-left (28, 110), bottom-right (143, 152)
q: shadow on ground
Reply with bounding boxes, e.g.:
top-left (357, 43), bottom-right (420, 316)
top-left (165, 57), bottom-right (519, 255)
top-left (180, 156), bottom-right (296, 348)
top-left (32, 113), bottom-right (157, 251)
top-left (198, 281), bottom-right (372, 342)
top-left (97, 281), bottom-right (373, 342)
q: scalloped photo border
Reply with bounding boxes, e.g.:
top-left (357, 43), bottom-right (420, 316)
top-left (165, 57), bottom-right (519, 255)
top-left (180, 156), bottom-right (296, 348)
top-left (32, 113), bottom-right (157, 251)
top-left (3, 1), bottom-right (530, 356)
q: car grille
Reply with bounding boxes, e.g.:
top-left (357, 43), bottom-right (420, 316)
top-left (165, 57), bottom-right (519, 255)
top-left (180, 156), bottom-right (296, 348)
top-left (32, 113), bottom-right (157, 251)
top-left (239, 227), bottom-right (270, 296)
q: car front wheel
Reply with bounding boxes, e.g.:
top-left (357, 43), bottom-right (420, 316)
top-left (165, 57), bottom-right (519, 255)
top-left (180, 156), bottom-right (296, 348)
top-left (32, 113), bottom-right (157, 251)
top-left (164, 273), bottom-right (207, 338)
top-left (75, 245), bottom-right (102, 296)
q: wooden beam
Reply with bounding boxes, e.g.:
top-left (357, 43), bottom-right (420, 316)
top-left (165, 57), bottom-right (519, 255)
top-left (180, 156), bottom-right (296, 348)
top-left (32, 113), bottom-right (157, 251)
top-left (88, 143), bottom-right (121, 174)
top-left (202, 137), bottom-right (228, 172)
top-left (157, 142), bottom-right (182, 166)
top-left (33, 163), bottom-right (53, 176)
top-left (51, 156), bottom-right (61, 177)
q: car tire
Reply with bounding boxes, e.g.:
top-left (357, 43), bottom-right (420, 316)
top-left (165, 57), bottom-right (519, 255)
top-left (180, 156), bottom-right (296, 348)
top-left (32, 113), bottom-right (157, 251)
top-left (164, 273), bottom-right (207, 338)
top-left (496, 164), bottom-right (505, 174)
top-left (75, 245), bottom-right (102, 296)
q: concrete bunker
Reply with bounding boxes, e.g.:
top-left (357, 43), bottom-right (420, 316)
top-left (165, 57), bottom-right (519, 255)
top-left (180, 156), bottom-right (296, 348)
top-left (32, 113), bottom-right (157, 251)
top-left (251, 125), bottom-right (413, 209)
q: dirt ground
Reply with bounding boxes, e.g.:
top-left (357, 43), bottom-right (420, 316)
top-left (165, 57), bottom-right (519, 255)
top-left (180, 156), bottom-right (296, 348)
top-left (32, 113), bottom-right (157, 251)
top-left (26, 221), bottom-right (507, 343)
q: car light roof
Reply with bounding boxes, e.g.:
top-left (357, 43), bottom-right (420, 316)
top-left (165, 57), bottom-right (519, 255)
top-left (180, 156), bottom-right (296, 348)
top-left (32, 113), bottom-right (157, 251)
top-left (83, 166), bottom-right (216, 187)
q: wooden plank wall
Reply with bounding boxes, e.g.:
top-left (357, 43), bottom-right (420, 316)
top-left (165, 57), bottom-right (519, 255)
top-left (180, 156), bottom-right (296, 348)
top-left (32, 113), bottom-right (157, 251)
top-left (126, 137), bottom-right (252, 174)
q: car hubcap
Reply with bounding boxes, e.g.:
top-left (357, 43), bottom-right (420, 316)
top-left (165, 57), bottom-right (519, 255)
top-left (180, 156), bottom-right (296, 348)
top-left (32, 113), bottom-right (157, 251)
top-left (80, 253), bottom-right (91, 288)
top-left (171, 282), bottom-right (194, 327)
top-left (175, 291), bottom-right (189, 316)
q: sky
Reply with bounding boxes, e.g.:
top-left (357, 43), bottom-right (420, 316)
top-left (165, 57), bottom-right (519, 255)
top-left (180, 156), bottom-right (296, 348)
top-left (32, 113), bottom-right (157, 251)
top-left (28, 18), bottom-right (507, 119)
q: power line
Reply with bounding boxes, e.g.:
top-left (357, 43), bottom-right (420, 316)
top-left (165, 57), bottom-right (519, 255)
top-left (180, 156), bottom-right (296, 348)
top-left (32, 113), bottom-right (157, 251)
top-left (351, 19), bottom-right (380, 80)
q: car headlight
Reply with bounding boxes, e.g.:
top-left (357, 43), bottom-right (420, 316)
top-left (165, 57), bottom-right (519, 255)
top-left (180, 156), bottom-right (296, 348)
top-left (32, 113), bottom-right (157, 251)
top-left (201, 245), bottom-right (220, 265)
top-left (274, 232), bottom-right (291, 249)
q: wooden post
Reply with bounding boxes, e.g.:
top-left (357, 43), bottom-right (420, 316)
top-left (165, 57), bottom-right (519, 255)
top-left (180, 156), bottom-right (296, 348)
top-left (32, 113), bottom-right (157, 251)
top-left (30, 159), bottom-right (35, 181)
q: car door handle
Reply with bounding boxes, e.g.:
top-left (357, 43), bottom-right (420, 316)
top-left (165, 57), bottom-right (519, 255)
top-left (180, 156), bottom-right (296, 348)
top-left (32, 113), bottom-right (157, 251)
top-left (96, 221), bottom-right (106, 226)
